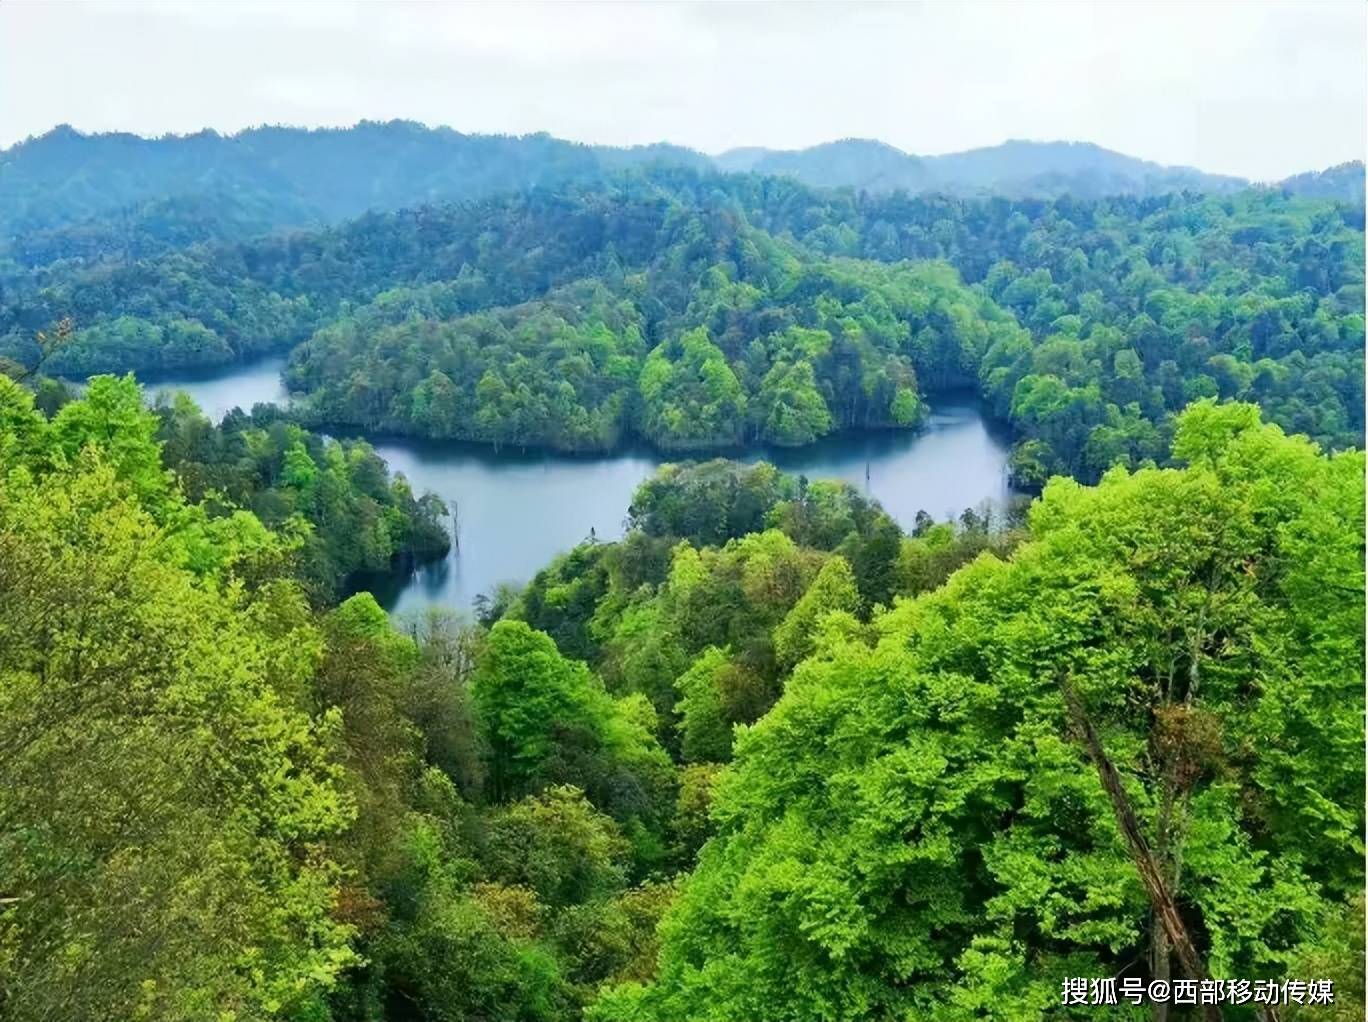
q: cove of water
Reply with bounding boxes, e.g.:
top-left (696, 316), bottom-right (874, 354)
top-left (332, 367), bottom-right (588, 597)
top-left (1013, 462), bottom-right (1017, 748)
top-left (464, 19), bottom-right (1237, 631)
top-left (141, 356), bottom-right (291, 422)
top-left (148, 357), bottom-right (1018, 616)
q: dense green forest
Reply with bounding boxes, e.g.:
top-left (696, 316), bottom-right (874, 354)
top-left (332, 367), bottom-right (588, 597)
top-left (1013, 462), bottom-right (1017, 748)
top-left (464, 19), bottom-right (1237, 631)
top-left (0, 372), bottom-right (450, 600)
top-left (2, 376), bottom-right (1361, 1020)
top-left (591, 402), bottom-right (1365, 1022)
top-left (13, 122), bottom-right (1355, 242)
top-left (2, 159), bottom-right (1364, 482)
top-left (0, 125), bottom-right (1364, 1021)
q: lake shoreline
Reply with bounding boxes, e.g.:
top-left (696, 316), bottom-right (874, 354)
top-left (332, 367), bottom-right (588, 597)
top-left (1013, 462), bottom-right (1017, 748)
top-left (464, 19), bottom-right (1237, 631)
top-left (292, 393), bottom-right (1017, 468)
top-left (124, 350), bottom-right (1021, 463)
top-left (141, 359), bottom-right (1022, 613)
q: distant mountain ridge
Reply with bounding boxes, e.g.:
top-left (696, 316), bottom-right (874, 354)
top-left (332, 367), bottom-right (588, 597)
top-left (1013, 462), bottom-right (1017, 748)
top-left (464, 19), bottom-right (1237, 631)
top-left (714, 137), bottom-right (1362, 200)
top-left (0, 120), bottom-right (707, 237)
top-left (2, 121), bottom-right (1361, 241)
top-left (1274, 160), bottom-right (1367, 203)
top-left (716, 138), bottom-right (935, 193)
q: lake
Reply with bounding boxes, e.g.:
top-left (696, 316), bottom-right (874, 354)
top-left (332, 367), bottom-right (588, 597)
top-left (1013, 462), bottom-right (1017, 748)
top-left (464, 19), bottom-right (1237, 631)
top-left (142, 356), bottom-right (291, 422)
top-left (150, 356), bottom-right (1019, 616)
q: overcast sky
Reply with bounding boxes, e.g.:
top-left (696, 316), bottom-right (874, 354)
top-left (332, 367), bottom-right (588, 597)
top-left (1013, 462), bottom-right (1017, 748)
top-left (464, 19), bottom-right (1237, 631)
top-left (1, 1), bottom-right (1363, 181)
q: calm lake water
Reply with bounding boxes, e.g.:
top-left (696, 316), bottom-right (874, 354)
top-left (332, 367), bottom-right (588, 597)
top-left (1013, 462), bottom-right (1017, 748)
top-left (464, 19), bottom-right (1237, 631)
top-left (150, 356), bottom-right (1017, 615)
top-left (142, 356), bottom-right (291, 422)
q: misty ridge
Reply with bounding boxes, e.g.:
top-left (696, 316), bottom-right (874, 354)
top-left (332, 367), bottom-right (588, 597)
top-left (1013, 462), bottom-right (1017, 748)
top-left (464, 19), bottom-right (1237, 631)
top-left (2, 119), bottom-right (1363, 240)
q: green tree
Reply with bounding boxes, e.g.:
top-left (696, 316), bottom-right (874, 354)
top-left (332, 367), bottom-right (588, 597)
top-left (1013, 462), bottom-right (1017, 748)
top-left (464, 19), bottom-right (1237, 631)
top-left (772, 554), bottom-right (860, 669)
top-left (592, 403), bottom-right (1364, 1022)
top-left (472, 620), bottom-right (673, 835)
top-left (50, 374), bottom-right (168, 504)
top-left (0, 457), bottom-right (354, 1022)
top-left (639, 328), bottom-right (747, 449)
top-left (753, 360), bottom-right (833, 445)
top-left (672, 647), bottom-right (736, 763)
top-left (484, 786), bottom-right (630, 909)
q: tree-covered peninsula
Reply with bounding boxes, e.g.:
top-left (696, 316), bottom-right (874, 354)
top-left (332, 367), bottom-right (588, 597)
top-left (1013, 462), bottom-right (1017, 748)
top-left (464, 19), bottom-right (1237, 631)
top-left (3, 162), bottom-right (1362, 484)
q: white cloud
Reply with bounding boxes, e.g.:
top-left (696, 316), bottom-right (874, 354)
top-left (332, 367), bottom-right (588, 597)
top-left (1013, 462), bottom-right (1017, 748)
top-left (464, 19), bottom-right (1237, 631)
top-left (0, 0), bottom-right (1362, 180)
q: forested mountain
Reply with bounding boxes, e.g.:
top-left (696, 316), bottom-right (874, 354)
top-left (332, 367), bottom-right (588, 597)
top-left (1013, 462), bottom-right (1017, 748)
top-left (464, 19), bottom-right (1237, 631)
top-left (3, 164), bottom-right (1362, 484)
top-left (0, 121), bottom-right (708, 238)
top-left (0, 117), bottom-right (1364, 1022)
top-left (0, 189), bottom-right (319, 270)
top-left (714, 138), bottom-right (936, 193)
top-left (716, 138), bottom-right (1252, 198)
top-left (4, 121), bottom-right (1357, 245)
top-left (1277, 161), bottom-right (1367, 203)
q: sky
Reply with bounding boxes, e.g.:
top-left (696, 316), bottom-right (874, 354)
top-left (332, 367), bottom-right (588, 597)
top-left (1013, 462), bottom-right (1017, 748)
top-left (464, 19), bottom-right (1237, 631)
top-left (1, 1), bottom-right (1363, 181)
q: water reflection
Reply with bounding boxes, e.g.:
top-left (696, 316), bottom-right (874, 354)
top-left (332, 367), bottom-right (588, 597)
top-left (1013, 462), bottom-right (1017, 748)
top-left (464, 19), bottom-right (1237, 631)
top-left (145, 359), bottom-right (1019, 613)
top-left (370, 397), bottom-right (1016, 614)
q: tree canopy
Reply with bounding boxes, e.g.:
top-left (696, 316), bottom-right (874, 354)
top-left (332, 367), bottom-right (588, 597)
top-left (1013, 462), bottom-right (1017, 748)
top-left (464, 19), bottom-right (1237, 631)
top-left (5, 168), bottom-right (1359, 482)
top-left (590, 404), bottom-right (1365, 1021)
top-left (0, 137), bottom-right (1362, 1022)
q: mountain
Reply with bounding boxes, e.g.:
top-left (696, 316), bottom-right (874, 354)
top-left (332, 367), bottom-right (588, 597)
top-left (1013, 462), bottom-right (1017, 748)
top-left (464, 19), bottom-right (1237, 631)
top-left (1275, 160), bottom-right (1366, 203)
top-left (710, 146), bottom-right (773, 174)
top-left (0, 120), bottom-right (706, 239)
top-left (714, 138), bottom-right (934, 193)
top-left (2, 122), bottom-right (1352, 248)
top-left (714, 138), bottom-right (1249, 198)
top-left (922, 139), bottom-right (1249, 197)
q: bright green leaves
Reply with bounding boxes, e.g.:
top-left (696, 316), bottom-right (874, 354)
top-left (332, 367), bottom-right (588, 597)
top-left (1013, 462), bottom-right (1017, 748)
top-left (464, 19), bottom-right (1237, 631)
top-left (0, 375), bottom-right (47, 465)
top-left (639, 328), bottom-right (747, 450)
top-left (753, 360), bottom-right (833, 446)
top-left (673, 647), bottom-right (736, 763)
top-left (474, 620), bottom-right (603, 800)
top-left (158, 400), bottom-right (450, 598)
top-left (889, 386), bottom-right (924, 426)
top-left (1170, 397), bottom-right (1268, 467)
top-left (276, 226), bottom-right (1023, 455)
top-left (472, 620), bottom-right (673, 830)
top-left (485, 787), bottom-right (631, 909)
top-left (0, 458), bottom-right (355, 1022)
top-left (281, 438), bottom-right (320, 495)
top-left (773, 555), bottom-right (860, 669)
top-left (596, 406), bottom-right (1364, 1021)
top-left (51, 374), bottom-right (170, 504)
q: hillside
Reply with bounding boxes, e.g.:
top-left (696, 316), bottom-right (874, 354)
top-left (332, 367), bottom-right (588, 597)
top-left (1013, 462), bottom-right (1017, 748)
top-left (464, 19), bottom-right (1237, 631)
top-left (923, 138), bottom-right (1249, 196)
top-left (2, 165), bottom-right (1362, 484)
top-left (1276, 160), bottom-right (1366, 203)
top-left (0, 121), bottom-right (700, 238)
top-left (3, 379), bottom-right (1361, 1022)
top-left (3, 0), bottom-right (1365, 1015)
top-left (5, 122), bottom-right (1359, 247)
top-left (715, 138), bottom-right (935, 193)
top-left (717, 137), bottom-right (1250, 198)
top-left (1, 120), bottom-right (1364, 1022)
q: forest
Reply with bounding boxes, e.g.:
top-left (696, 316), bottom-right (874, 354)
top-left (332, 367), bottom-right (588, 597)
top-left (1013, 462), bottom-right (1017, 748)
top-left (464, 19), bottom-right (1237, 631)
top-left (0, 125), bottom-right (1364, 1022)
top-left (2, 158), bottom-right (1364, 483)
top-left (1, 380), bottom-right (1361, 1021)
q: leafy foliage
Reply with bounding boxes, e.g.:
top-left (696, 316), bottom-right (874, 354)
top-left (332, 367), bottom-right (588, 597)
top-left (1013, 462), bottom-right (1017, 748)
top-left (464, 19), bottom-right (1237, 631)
top-left (0, 388), bottom-right (356, 1021)
top-left (5, 168), bottom-right (1360, 483)
top-left (591, 404), bottom-right (1365, 1021)
top-left (0, 133), bottom-right (1362, 1022)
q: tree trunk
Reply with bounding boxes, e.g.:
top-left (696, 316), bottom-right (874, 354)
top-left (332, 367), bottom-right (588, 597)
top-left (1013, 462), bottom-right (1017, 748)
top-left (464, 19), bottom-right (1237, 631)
top-left (1058, 675), bottom-right (1222, 1022)
top-left (1152, 917), bottom-right (1171, 1022)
